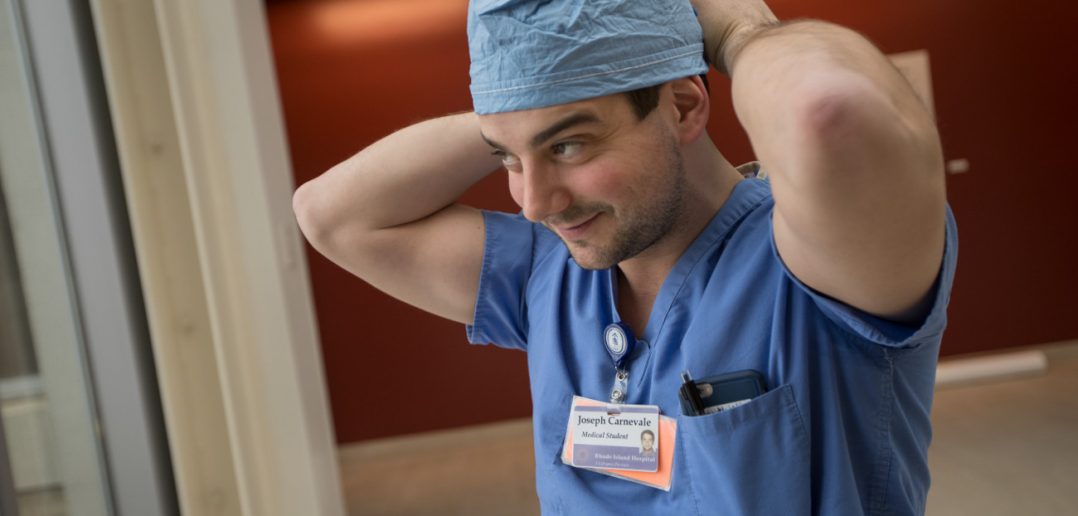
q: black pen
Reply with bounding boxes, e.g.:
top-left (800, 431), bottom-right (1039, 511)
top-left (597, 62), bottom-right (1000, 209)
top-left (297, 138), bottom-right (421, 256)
top-left (680, 370), bottom-right (706, 415)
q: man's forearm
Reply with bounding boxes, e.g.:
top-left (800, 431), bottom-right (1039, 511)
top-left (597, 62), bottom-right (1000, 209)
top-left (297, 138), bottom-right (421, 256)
top-left (293, 112), bottom-right (500, 246)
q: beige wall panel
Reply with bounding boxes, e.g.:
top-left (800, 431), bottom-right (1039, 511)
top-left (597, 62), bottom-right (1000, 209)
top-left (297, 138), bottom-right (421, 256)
top-left (86, 0), bottom-right (240, 514)
top-left (88, 0), bottom-right (343, 514)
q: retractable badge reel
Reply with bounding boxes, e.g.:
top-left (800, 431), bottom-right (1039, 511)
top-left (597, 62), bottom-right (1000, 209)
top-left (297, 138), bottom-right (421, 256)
top-left (603, 322), bottom-right (636, 403)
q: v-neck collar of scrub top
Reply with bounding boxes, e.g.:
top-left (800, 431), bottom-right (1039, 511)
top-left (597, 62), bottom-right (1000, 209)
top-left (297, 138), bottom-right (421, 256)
top-left (605, 176), bottom-right (771, 353)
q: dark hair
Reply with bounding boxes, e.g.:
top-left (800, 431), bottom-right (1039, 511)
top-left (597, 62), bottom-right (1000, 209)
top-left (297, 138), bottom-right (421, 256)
top-left (624, 73), bottom-right (711, 120)
top-left (625, 84), bottom-right (663, 119)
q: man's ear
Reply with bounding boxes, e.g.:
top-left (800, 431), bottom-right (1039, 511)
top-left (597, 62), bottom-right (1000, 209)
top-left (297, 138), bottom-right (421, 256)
top-left (668, 76), bottom-right (710, 144)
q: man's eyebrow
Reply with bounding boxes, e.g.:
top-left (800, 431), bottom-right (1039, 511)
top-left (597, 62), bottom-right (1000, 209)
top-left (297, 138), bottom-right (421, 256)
top-left (479, 111), bottom-right (601, 152)
top-left (530, 112), bottom-right (600, 148)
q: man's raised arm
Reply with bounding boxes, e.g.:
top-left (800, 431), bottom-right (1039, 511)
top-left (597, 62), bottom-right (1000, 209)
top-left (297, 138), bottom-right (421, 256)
top-left (695, 0), bottom-right (947, 322)
top-left (292, 112), bottom-right (502, 324)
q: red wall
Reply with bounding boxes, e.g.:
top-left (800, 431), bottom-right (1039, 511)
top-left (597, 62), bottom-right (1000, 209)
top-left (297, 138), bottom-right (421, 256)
top-left (267, 0), bottom-right (1078, 444)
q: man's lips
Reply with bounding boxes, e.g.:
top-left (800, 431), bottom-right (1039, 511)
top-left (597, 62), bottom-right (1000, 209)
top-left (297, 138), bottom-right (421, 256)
top-left (553, 213), bottom-right (599, 240)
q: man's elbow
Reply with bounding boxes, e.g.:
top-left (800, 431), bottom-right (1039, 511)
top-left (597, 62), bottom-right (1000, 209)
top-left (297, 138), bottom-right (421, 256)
top-left (795, 75), bottom-right (942, 178)
top-left (795, 76), bottom-right (885, 142)
top-left (292, 179), bottom-right (330, 248)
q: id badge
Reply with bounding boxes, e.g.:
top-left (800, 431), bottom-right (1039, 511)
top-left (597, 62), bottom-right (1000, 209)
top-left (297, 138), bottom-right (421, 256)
top-left (561, 396), bottom-right (677, 491)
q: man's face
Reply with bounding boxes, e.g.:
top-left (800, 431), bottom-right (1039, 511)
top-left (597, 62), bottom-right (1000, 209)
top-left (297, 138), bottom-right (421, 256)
top-left (641, 432), bottom-right (654, 451)
top-left (478, 90), bottom-right (686, 269)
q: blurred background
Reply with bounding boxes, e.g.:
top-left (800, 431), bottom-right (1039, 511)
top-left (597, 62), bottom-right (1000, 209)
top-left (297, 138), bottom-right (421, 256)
top-left (1, 0), bottom-right (1076, 515)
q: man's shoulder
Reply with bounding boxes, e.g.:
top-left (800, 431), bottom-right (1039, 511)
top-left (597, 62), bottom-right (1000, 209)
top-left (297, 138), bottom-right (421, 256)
top-left (706, 177), bottom-right (777, 256)
top-left (482, 210), bottom-right (567, 268)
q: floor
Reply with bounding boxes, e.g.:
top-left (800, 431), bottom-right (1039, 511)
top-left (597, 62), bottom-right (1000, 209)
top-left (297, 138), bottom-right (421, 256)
top-left (925, 341), bottom-right (1078, 515)
top-left (340, 341), bottom-right (1078, 515)
top-left (15, 488), bottom-right (65, 516)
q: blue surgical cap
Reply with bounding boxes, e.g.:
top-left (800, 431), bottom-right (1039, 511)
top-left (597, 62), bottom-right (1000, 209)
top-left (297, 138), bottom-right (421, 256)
top-left (467, 0), bottom-right (710, 115)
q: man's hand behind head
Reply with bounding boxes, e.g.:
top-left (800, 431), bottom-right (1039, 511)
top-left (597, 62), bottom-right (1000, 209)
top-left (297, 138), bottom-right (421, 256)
top-left (691, 0), bottom-right (779, 74)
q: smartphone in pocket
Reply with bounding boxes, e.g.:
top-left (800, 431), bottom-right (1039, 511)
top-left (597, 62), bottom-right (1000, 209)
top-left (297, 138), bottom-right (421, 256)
top-left (678, 370), bottom-right (767, 416)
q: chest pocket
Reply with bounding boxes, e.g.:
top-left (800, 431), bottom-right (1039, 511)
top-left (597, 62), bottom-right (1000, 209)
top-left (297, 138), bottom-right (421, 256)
top-left (677, 384), bottom-right (810, 515)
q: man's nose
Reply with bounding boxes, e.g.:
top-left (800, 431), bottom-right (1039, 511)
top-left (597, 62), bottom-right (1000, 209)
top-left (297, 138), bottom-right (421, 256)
top-left (521, 162), bottom-right (570, 223)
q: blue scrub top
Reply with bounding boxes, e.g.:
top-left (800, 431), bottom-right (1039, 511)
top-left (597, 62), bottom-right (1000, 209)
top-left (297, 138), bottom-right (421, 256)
top-left (467, 177), bottom-right (958, 515)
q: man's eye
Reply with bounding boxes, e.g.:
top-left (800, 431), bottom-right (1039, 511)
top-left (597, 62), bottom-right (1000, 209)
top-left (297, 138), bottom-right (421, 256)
top-left (552, 142), bottom-right (583, 158)
top-left (492, 149), bottom-right (521, 169)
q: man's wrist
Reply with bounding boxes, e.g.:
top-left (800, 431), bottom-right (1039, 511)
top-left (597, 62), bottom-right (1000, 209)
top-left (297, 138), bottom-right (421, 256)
top-left (722, 20), bottom-right (848, 76)
top-left (716, 22), bottom-right (781, 76)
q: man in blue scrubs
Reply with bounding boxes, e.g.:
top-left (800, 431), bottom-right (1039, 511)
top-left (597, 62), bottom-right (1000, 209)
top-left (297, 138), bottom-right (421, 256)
top-left (293, 0), bottom-right (956, 513)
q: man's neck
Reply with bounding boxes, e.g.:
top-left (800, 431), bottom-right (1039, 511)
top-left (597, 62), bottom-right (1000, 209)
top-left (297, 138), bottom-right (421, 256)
top-left (615, 139), bottom-right (743, 335)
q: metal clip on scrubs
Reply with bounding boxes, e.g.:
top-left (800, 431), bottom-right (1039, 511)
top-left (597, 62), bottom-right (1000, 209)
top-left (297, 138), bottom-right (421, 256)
top-left (603, 322), bottom-right (636, 404)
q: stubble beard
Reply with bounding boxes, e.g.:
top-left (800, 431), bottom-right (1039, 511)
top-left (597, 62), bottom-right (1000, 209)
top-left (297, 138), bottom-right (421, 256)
top-left (557, 137), bottom-right (687, 270)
